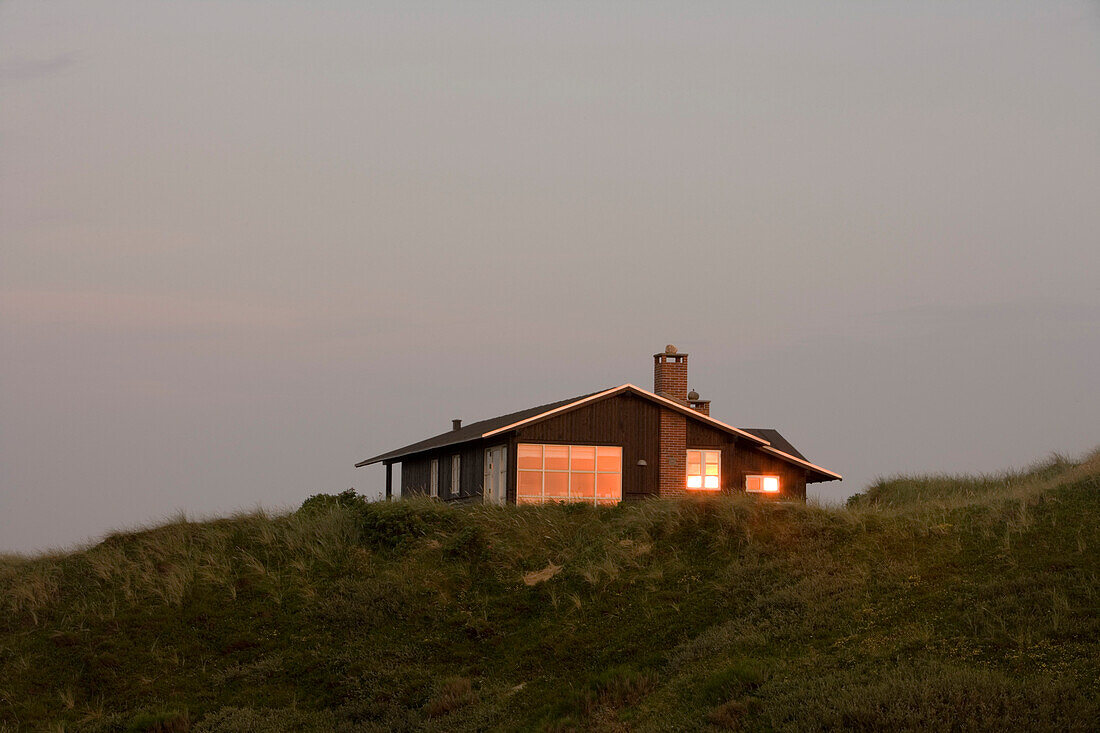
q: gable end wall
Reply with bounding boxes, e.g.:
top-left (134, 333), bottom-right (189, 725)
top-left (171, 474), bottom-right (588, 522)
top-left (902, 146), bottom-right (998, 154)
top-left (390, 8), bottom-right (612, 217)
top-left (513, 392), bottom-right (661, 498)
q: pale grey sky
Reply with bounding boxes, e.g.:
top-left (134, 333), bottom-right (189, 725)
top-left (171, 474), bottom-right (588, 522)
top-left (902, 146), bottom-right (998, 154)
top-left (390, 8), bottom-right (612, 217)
top-left (2, 0), bottom-right (1098, 552)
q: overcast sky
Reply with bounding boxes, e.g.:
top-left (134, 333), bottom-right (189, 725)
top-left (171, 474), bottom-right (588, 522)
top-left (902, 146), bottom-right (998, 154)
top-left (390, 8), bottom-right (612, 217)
top-left (2, 0), bottom-right (1098, 553)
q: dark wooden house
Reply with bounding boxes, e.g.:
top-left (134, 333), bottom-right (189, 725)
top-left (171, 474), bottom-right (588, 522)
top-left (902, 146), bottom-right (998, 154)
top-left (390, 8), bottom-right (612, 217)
top-left (356, 346), bottom-right (840, 503)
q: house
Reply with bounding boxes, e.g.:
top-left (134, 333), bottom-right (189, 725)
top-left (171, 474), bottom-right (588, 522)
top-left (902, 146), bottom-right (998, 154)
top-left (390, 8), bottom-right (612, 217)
top-left (356, 346), bottom-right (840, 503)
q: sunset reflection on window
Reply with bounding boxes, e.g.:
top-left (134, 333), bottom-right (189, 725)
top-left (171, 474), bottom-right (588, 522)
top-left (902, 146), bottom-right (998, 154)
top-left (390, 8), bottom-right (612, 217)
top-left (517, 444), bottom-right (622, 505)
top-left (687, 449), bottom-right (720, 491)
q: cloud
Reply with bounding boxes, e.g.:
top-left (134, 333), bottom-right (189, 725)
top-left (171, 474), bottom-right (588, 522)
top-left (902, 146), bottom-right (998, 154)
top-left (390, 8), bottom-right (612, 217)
top-left (860, 298), bottom-right (1100, 340)
top-left (0, 289), bottom-right (306, 336)
top-left (0, 54), bottom-right (77, 83)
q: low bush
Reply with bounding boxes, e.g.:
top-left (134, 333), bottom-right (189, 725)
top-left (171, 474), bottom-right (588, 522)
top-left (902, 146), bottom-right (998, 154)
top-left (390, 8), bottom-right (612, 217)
top-left (298, 488), bottom-right (366, 514)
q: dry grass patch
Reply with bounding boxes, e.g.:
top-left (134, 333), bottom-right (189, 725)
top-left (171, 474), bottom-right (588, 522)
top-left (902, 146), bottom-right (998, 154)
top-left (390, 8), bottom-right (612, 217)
top-left (424, 677), bottom-right (477, 718)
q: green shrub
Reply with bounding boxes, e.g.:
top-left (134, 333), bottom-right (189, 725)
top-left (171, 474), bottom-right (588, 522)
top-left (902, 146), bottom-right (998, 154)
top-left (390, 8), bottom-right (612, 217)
top-left (442, 524), bottom-right (485, 559)
top-left (298, 488), bottom-right (365, 514)
top-left (356, 499), bottom-right (457, 550)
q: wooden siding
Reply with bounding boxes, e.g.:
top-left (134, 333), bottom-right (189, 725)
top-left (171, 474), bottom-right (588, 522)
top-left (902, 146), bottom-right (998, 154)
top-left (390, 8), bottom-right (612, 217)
top-left (729, 446), bottom-right (808, 501)
top-left (687, 417), bottom-right (807, 500)
top-left (514, 392), bottom-right (661, 499)
top-left (400, 456), bottom-right (431, 497)
top-left (400, 442), bottom-right (487, 501)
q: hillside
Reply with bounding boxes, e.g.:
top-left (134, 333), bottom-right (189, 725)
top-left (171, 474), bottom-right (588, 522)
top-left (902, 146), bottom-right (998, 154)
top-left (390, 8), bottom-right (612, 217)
top-left (2, 451), bottom-right (1099, 732)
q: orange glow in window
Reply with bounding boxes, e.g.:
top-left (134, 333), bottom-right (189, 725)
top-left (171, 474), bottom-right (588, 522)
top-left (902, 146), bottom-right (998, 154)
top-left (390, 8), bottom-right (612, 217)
top-left (687, 449), bottom-right (720, 490)
top-left (746, 475), bottom-right (781, 493)
top-left (515, 444), bottom-right (622, 505)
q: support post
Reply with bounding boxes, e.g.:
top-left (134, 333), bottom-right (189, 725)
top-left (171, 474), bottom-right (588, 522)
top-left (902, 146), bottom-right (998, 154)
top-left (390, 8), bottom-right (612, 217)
top-left (385, 462), bottom-right (393, 500)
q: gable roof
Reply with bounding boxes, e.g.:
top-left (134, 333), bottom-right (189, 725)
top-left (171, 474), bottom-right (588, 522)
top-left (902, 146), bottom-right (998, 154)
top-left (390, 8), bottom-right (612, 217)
top-left (355, 383), bottom-right (840, 481)
top-left (741, 429), bottom-right (806, 461)
top-left (479, 384), bottom-right (769, 445)
top-left (355, 391), bottom-right (602, 467)
top-left (358, 384), bottom-right (767, 466)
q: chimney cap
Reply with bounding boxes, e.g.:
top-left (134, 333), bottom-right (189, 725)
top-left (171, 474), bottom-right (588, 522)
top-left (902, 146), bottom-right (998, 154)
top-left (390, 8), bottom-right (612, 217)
top-left (687, 390), bottom-right (699, 401)
top-left (664, 344), bottom-right (677, 354)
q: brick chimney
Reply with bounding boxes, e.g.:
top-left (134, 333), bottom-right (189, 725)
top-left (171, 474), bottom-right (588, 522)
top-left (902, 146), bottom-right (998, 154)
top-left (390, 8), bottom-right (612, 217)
top-left (653, 345), bottom-right (688, 403)
top-left (687, 390), bottom-right (710, 416)
top-left (654, 345), bottom-right (688, 497)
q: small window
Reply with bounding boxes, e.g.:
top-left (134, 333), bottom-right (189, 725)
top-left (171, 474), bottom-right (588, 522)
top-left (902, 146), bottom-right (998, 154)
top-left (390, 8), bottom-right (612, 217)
top-left (430, 459), bottom-right (439, 498)
top-left (746, 475), bottom-right (780, 493)
top-left (451, 455), bottom-right (461, 497)
top-left (687, 449), bottom-right (720, 490)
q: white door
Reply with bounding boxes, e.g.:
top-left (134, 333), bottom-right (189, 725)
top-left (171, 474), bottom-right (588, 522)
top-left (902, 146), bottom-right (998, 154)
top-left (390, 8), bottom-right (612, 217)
top-left (484, 445), bottom-right (508, 505)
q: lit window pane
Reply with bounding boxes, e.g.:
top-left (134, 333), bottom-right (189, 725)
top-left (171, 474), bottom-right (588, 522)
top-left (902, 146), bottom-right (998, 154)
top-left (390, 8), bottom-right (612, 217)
top-left (688, 461), bottom-right (701, 476)
top-left (517, 444), bottom-right (542, 470)
top-left (570, 445), bottom-right (595, 472)
top-left (571, 472), bottom-right (595, 498)
top-left (705, 463), bottom-right (719, 476)
top-left (705, 451), bottom-right (719, 465)
top-left (704, 475), bottom-right (719, 489)
top-left (596, 472), bottom-right (620, 499)
top-left (545, 471), bottom-right (569, 498)
top-left (596, 446), bottom-right (621, 473)
top-left (544, 445), bottom-right (569, 471)
top-left (687, 450), bottom-right (700, 465)
top-left (687, 475), bottom-right (703, 489)
top-left (518, 470), bottom-right (542, 495)
top-left (746, 475), bottom-right (779, 493)
top-left (516, 444), bottom-right (621, 506)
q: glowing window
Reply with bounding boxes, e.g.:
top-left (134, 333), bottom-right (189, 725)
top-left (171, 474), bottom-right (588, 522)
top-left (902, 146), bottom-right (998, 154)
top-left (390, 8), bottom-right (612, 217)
top-left (687, 450), bottom-right (720, 490)
top-left (516, 444), bottom-right (622, 505)
top-left (745, 475), bottom-right (780, 493)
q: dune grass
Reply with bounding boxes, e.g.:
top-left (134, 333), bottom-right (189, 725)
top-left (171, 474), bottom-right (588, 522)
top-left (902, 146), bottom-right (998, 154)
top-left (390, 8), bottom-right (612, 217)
top-left (1, 450), bottom-right (1098, 731)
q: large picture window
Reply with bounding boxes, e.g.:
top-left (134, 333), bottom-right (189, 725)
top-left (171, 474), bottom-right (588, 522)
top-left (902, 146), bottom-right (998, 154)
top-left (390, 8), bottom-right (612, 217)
top-left (517, 443), bottom-right (622, 505)
top-left (687, 449), bottom-right (720, 490)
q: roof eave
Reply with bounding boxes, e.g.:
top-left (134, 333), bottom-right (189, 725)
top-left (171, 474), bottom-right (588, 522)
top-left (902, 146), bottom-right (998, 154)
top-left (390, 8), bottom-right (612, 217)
top-left (760, 445), bottom-right (842, 481)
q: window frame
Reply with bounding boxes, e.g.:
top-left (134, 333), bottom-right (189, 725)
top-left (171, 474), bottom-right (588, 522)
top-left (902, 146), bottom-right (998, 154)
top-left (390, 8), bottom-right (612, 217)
top-left (745, 474), bottom-right (781, 494)
top-left (516, 443), bottom-right (622, 505)
top-left (686, 449), bottom-right (721, 491)
top-left (451, 454), bottom-right (461, 497)
top-left (429, 458), bottom-right (439, 498)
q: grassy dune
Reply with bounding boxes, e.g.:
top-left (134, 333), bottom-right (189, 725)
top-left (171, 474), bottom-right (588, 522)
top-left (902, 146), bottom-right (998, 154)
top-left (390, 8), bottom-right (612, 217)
top-left (2, 451), bottom-right (1098, 731)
